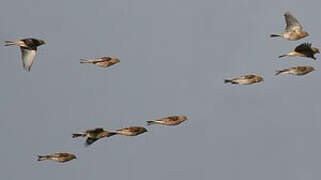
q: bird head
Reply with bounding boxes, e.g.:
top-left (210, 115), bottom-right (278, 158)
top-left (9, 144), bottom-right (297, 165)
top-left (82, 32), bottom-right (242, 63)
top-left (255, 76), bottom-right (264, 83)
top-left (312, 47), bottom-right (320, 54)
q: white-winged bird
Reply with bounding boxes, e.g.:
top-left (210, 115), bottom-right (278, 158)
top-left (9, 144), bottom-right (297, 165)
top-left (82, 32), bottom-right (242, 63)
top-left (270, 12), bottom-right (308, 40)
top-left (5, 38), bottom-right (45, 71)
top-left (275, 66), bottom-right (315, 76)
top-left (147, 115), bottom-right (187, 126)
top-left (80, 57), bottom-right (119, 68)
top-left (224, 75), bottom-right (263, 85)
top-left (37, 153), bottom-right (76, 163)
top-left (72, 128), bottom-right (116, 146)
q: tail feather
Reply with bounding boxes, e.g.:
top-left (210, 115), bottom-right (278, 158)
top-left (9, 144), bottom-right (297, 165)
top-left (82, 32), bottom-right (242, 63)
top-left (224, 79), bottom-right (233, 84)
top-left (270, 34), bottom-right (282, 38)
top-left (4, 41), bottom-right (17, 46)
top-left (37, 155), bottom-right (50, 161)
top-left (275, 70), bottom-right (287, 76)
top-left (80, 59), bottom-right (93, 64)
top-left (72, 133), bottom-right (85, 138)
top-left (278, 54), bottom-right (287, 58)
top-left (146, 121), bottom-right (157, 125)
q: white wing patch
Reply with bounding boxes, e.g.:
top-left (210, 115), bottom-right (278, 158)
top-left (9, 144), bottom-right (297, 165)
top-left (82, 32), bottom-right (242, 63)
top-left (20, 48), bottom-right (37, 72)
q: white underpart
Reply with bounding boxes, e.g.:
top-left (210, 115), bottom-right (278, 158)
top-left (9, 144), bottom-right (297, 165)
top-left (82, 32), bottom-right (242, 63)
top-left (20, 48), bottom-right (37, 72)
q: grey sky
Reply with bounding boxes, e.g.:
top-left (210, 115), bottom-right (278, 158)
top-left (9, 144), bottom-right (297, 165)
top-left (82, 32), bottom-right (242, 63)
top-left (1, 0), bottom-right (321, 179)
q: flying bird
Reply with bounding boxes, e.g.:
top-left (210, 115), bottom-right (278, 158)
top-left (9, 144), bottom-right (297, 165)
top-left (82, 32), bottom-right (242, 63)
top-left (279, 43), bottom-right (320, 60)
top-left (37, 153), bottom-right (76, 163)
top-left (72, 128), bottom-right (116, 146)
top-left (224, 75), bottom-right (263, 85)
top-left (147, 115), bottom-right (187, 126)
top-left (80, 57), bottom-right (119, 68)
top-left (5, 38), bottom-right (45, 71)
top-left (275, 66), bottom-right (315, 76)
top-left (270, 12), bottom-right (308, 40)
top-left (115, 126), bottom-right (147, 136)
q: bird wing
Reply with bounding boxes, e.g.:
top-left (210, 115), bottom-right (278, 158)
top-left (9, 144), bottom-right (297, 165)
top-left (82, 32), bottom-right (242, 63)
top-left (165, 116), bottom-right (179, 121)
top-left (53, 153), bottom-right (70, 158)
top-left (284, 12), bottom-right (302, 32)
top-left (20, 47), bottom-right (37, 72)
top-left (86, 138), bottom-right (98, 146)
top-left (240, 75), bottom-right (255, 79)
top-left (294, 43), bottom-right (313, 54)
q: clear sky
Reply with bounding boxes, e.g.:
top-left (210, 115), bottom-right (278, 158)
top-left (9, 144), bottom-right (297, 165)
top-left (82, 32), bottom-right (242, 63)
top-left (1, 0), bottom-right (321, 179)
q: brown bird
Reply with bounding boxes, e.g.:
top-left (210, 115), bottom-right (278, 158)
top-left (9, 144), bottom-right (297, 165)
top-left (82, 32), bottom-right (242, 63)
top-left (72, 128), bottom-right (116, 146)
top-left (37, 153), bottom-right (76, 163)
top-left (275, 66), bottom-right (315, 76)
top-left (147, 115), bottom-right (187, 126)
top-left (80, 57), bottom-right (119, 68)
top-left (224, 75), bottom-right (263, 85)
top-left (270, 12), bottom-right (308, 40)
top-left (279, 43), bottom-right (320, 60)
top-left (115, 126), bottom-right (147, 136)
top-left (5, 38), bottom-right (45, 71)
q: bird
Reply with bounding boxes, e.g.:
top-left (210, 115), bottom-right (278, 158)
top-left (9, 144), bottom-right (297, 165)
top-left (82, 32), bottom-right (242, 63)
top-left (37, 153), bottom-right (76, 163)
top-left (224, 75), bottom-right (263, 85)
top-left (275, 66), bottom-right (315, 76)
top-left (80, 57), bottom-right (119, 68)
top-left (115, 126), bottom-right (147, 136)
top-left (72, 128), bottom-right (116, 146)
top-left (270, 12), bottom-right (308, 40)
top-left (146, 115), bottom-right (187, 126)
top-left (5, 38), bottom-right (45, 71)
top-left (279, 43), bottom-right (320, 60)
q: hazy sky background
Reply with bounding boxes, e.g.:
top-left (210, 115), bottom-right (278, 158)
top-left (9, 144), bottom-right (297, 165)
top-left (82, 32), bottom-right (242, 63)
top-left (1, 0), bottom-right (321, 179)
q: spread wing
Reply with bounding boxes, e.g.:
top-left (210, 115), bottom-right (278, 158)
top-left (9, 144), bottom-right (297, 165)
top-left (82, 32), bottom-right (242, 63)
top-left (295, 43), bottom-right (313, 54)
top-left (85, 138), bottom-right (98, 146)
top-left (20, 47), bottom-right (37, 72)
top-left (284, 12), bottom-right (302, 32)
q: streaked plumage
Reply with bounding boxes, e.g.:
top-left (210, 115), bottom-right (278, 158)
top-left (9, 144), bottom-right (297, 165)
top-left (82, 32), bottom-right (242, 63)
top-left (279, 43), bottom-right (319, 60)
top-left (115, 126), bottom-right (147, 136)
top-left (72, 128), bottom-right (116, 146)
top-left (147, 115), bottom-right (187, 126)
top-left (37, 153), bottom-right (76, 163)
top-left (80, 57), bottom-right (119, 68)
top-left (275, 66), bottom-right (315, 76)
top-left (224, 75), bottom-right (263, 85)
top-left (5, 38), bottom-right (45, 71)
top-left (270, 12), bottom-right (308, 40)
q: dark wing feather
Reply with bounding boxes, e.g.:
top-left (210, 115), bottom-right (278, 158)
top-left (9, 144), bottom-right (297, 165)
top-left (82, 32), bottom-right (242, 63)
top-left (85, 138), bottom-right (98, 146)
top-left (295, 43), bottom-right (313, 53)
top-left (284, 12), bottom-right (302, 32)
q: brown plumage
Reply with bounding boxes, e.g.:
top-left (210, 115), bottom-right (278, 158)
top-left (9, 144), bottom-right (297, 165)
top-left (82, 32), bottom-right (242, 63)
top-left (80, 57), bottom-right (119, 68)
top-left (37, 153), bottom-right (76, 163)
top-left (72, 128), bottom-right (116, 146)
top-left (224, 75), bottom-right (263, 85)
top-left (270, 12), bottom-right (308, 40)
top-left (115, 126), bottom-right (147, 136)
top-left (5, 38), bottom-right (45, 71)
top-left (279, 43), bottom-right (319, 60)
top-left (275, 66), bottom-right (315, 76)
top-left (147, 115), bottom-right (187, 126)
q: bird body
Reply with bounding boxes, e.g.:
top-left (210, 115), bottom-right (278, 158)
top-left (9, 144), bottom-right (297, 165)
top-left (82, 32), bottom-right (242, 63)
top-left (80, 57), bottom-right (119, 68)
top-left (72, 128), bottom-right (116, 146)
top-left (37, 153), bottom-right (76, 163)
top-left (270, 12), bottom-right (308, 40)
top-left (279, 43), bottom-right (319, 60)
top-left (147, 115), bottom-right (187, 126)
top-left (275, 66), bottom-right (315, 76)
top-left (5, 38), bottom-right (45, 71)
top-left (115, 126), bottom-right (147, 136)
top-left (224, 75), bottom-right (263, 85)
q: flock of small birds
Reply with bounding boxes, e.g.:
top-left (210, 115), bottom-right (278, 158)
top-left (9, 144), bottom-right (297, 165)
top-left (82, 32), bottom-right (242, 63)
top-left (225, 11), bottom-right (319, 85)
top-left (4, 11), bottom-right (317, 163)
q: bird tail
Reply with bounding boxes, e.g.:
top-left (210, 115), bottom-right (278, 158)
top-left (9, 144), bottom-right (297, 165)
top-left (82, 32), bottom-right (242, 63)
top-left (72, 133), bottom-right (85, 138)
top-left (224, 79), bottom-right (235, 84)
top-left (270, 34), bottom-right (282, 38)
top-left (108, 132), bottom-right (117, 136)
top-left (275, 70), bottom-right (287, 76)
top-left (37, 155), bottom-right (50, 161)
top-left (278, 54), bottom-right (287, 58)
top-left (80, 59), bottom-right (94, 63)
top-left (4, 41), bottom-right (19, 46)
top-left (146, 121), bottom-right (157, 125)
